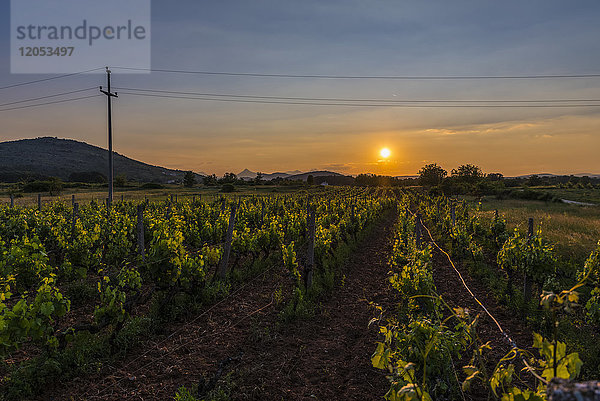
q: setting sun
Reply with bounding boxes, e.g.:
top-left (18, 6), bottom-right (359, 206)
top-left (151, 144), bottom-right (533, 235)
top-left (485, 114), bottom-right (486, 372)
top-left (380, 148), bottom-right (391, 159)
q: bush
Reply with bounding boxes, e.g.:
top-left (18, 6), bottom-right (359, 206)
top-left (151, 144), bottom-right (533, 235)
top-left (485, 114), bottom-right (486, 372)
top-left (22, 178), bottom-right (63, 195)
top-left (68, 171), bottom-right (106, 183)
top-left (115, 174), bottom-right (127, 187)
top-left (140, 182), bottom-right (164, 189)
top-left (221, 183), bottom-right (235, 193)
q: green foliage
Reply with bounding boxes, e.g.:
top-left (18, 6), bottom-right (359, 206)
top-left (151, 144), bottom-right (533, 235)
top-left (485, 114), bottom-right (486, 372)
top-left (221, 183), bottom-right (235, 193)
top-left (183, 171), bottom-right (196, 187)
top-left (115, 174), bottom-right (127, 187)
top-left (94, 266), bottom-right (142, 325)
top-left (174, 386), bottom-right (200, 401)
top-left (418, 163), bottom-right (447, 187)
top-left (0, 274), bottom-right (70, 356)
top-left (451, 164), bottom-right (484, 184)
top-left (497, 227), bottom-right (557, 286)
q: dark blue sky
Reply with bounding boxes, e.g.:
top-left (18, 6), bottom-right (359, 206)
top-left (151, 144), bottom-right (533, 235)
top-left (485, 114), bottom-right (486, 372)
top-left (2, 0), bottom-right (600, 175)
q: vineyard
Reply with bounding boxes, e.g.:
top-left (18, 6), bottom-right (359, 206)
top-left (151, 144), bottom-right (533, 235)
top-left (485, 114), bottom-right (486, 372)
top-left (372, 192), bottom-right (600, 401)
top-left (0, 188), bottom-right (599, 400)
top-left (0, 188), bottom-right (394, 399)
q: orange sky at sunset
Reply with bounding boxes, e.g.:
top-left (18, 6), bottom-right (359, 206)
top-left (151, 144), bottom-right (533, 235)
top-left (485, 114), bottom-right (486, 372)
top-left (2, 1), bottom-right (600, 177)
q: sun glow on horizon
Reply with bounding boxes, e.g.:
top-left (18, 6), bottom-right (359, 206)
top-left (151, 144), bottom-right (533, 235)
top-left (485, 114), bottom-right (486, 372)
top-left (380, 147), bottom-right (391, 159)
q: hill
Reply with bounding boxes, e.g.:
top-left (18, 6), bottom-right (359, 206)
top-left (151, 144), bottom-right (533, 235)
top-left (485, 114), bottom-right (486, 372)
top-left (237, 169), bottom-right (304, 180)
top-left (286, 171), bottom-right (344, 181)
top-left (0, 137), bottom-right (198, 183)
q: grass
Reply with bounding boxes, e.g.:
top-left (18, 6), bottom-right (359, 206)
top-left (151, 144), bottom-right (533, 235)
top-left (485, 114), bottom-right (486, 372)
top-left (476, 197), bottom-right (600, 266)
top-left (0, 183), bottom-right (329, 208)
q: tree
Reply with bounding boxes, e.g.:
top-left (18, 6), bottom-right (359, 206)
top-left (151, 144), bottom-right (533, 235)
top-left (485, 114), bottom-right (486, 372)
top-left (418, 163), bottom-right (447, 187)
top-left (487, 173), bottom-right (504, 181)
top-left (115, 174), bottom-right (127, 187)
top-left (48, 177), bottom-right (63, 196)
top-left (220, 172), bottom-right (237, 184)
top-left (451, 164), bottom-right (484, 184)
top-left (307, 174), bottom-right (314, 185)
top-left (254, 172), bottom-right (263, 185)
top-left (183, 171), bottom-right (196, 187)
top-left (526, 174), bottom-right (543, 187)
top-left (203, 174), bottom-right (218, 186)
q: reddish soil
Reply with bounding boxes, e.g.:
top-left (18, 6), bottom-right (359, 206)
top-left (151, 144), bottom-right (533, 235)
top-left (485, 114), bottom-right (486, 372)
top-left (39, 210), bottom-right (398, 401)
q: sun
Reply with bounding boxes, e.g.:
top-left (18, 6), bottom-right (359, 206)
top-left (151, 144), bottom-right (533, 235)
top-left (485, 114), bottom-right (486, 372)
top-left (380, 147), bottom-right (391, 159)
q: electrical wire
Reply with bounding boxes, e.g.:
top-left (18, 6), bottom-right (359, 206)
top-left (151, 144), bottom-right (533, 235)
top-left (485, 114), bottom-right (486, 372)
top-left (0, 87), bottom-right (97, 108)
top-left (112, 66), bottom-right (600, 80)
top-left (118, 91), bottom-right (600, 108)
top-left (0, 94), bottom-right (102, 112)
top-left (0, 67), bottom-right (104, 90)
top-left (114, 86), bottom-right (600, 104)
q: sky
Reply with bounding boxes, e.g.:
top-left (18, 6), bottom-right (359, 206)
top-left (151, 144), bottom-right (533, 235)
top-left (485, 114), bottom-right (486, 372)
top-left (1, 0), bottom-right (600, 177)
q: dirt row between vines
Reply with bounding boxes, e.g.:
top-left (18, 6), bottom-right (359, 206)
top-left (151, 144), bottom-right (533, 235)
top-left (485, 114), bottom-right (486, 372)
top-left (429, 238), bottom-right (536, 398)
top-left (40, 209), bottom-right (398, 401)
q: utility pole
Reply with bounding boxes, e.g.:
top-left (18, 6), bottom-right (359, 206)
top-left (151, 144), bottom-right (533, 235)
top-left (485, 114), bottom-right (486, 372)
top-left (100, 67), bottom-right (118, 205)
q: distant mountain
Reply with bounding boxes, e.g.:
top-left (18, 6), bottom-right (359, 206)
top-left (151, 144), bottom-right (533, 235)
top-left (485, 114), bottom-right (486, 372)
top-left (0, 137), bottom-right (201, 183)
top-left (237, 169), bottom-right (256, 179)
top-left (236, 169), bottom-right (335, 181)
top-left (514, 173), bottom-right (600, 179)
top-left (286, 171), bottom-right (344, 181)
top-left (265, 171), bottom-right (297, 180)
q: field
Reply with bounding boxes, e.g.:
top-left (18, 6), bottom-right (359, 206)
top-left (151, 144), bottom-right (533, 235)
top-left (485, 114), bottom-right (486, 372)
top-left (0, 183), bottom-right (313, 208)
top-left (478, 197), bottom-right (600, 265)
top-left (0, 186), bottom-right (599, 400)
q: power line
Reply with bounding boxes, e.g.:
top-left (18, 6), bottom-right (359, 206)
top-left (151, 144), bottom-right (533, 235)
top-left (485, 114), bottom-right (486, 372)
top-left (0, 87), bottom-right (97, 108)
top-left (119, 91), bottom-right (600, 108)
top-left (0, 94), bottom-right (102, 112)
top-left (112, 66), bottom-right (600, 80)
top-left (116, 86), bottom-right (600, 104)
top-left (0, 67), bottom-right (104, 90)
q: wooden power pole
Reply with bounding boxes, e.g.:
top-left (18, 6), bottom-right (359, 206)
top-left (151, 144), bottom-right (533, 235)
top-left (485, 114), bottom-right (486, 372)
top-left (100, 67), bottom-right (118, 205)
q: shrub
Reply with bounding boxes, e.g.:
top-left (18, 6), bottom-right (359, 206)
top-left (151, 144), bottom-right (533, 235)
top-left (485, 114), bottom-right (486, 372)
top-left (221, 183), bottom-right (235, 193)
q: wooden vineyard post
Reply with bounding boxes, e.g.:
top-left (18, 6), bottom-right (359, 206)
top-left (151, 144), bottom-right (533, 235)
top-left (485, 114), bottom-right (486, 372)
top-left (38, 194), bottom-right (42, 211)
top-left (215, 202), bottom-right (237, 280)
top-left (415, 213), bottom-right (422, 248)
top-left (495, 209), bottom-right (499, 220)
top-left (71, 202), bottom-right (79, 242)
top-left (305, 207), bottom-right (316, 289)
top-left (121, 194), bottom-right (124, 202)
top-left (71, 194), bottom-right (75, 206)
top-left (524, 217), bottom-right (534, 303)
top-left (10, 194), bottom-right (14, 208)
top-left (137, 204), bottom-right (145, 261)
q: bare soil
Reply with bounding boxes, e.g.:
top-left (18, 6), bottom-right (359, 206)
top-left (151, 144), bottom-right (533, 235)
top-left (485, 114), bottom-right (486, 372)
top-left (39, 210), bottom-right (399, 401)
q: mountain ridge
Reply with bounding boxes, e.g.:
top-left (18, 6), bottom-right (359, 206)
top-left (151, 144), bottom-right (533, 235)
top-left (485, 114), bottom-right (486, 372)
top-left (0, 137), bottom-right (197, 183)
